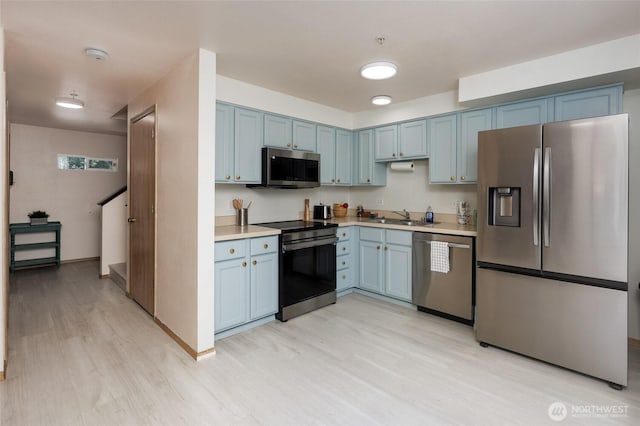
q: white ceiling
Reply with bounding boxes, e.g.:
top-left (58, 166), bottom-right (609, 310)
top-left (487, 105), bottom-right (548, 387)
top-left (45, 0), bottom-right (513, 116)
top-left (2, 1), bottom-right (640, 136)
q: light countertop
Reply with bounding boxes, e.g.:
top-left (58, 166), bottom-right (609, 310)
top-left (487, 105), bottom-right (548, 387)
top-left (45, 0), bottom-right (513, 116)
top-left (320, 217), bottom-right (477, 237)
top-left (215, 225), bottom-right (281, 242)
top-left (215, 217), bottom-right (476, 242)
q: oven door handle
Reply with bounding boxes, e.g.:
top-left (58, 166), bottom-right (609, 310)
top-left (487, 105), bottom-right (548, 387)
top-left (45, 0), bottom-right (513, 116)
top-left (282, 236), bottom-right (338, 252)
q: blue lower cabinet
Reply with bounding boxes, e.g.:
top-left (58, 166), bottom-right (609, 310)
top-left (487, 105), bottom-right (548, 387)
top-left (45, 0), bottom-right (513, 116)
top-left (358, 228), bottom-right (412, 302)
top-left (214, 256), bottom-right (250, 332)
top-left (215, 236), bottom-right (278, 334)
top-left (336, 226), bottom-right (356, 292)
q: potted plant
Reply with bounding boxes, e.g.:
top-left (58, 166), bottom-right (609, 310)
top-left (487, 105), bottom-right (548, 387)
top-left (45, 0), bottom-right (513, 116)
top-left (28, 210), bottom-right (49, 225)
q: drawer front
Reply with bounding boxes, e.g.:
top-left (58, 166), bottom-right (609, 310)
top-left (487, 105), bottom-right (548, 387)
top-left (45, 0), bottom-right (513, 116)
top-left (359, 227), bottom-right (384, 242)
top-left (337, 254), bottom-right (351, 270)
top-left (215, 239), bottom-right (247, 261)
top-left (337, 227), bottom-right (353, 241)
top-left (385, 229), bottom-right (412, 246)
top-left (336, 240), bottom-right (350, 256)
top-left (337, 267), bottom-right (353, 291)
top-left (250, 236), bottom-right (278, 256)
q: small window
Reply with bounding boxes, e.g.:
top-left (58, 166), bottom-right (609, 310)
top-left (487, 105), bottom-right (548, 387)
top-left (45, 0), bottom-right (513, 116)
top-left (58, 154), bottom-right (86, 170)
top-left (58, 154), bottom-right (118, 172)
top-left (88, 157), bottom-right (118, 171)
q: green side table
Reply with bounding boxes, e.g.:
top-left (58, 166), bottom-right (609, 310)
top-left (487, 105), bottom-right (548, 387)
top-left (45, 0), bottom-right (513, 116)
top-left (9, 221), bottom-right (62, 272)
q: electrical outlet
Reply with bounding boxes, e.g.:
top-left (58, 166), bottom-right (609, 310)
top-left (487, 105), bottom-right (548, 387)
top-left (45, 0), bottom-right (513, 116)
top-left (376, 199), bottom-right (384, 206)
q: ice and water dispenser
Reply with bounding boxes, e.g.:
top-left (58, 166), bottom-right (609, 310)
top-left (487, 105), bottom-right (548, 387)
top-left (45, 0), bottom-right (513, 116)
top-left (488, 187), bottom-right (520, 227)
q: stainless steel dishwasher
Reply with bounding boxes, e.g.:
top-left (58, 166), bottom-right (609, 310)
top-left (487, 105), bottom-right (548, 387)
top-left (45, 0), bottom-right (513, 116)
top-left (412, 232), bottom-right (474, 324)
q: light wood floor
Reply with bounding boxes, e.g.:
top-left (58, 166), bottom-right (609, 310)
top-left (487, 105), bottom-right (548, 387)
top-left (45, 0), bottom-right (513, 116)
top-left (1, 261), bottom-right (639, 425)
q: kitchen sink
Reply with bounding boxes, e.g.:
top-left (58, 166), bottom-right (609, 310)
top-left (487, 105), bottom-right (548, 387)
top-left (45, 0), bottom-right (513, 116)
top-left (365, 218), bottom-right (440, 227)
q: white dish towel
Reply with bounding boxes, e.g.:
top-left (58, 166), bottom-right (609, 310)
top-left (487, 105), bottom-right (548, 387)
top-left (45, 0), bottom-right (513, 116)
top-left (430, 241), bottom-right (450, 273)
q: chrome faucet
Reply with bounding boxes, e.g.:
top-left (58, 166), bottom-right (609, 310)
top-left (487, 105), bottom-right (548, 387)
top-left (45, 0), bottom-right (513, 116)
top-left (392, 209), bottom-right (411, 220)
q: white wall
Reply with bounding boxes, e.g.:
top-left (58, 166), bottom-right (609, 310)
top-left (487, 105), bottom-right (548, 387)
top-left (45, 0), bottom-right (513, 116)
top-left (624, 89), bottom-right (640, 340)
top-left (1, 27), bottom-right (7, 379)
top-left (217, 75), bottom-right (352, 129)
top-left (459, 34), bottom-right (640, 104)
top-left (350, 161), bottom-right (477, 218)
top-left (129, 49), bottom-right (215, 355)
top-left (100, 191), bottom-right (127, 276)
top-left (9, 124), bottom-right (126, 261)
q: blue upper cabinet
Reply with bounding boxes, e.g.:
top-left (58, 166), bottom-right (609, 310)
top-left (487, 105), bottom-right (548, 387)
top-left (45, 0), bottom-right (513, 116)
top-left (318, 126), bottom-right (352, 185)
top-left (356, 129), bottom-right (386, 185)
top-left (496, 98), bottom-right (554, 129)
top-left (428, 114), bottom-right (457, 183)
top-left (554, 85), bottom-right (622, 122)
top-left (317, 125), bottom-right (336, 185)
top-left (264, 113), bottom-right (292, 149)
top-left (335, 129), bottom-right (352, 185)
top-left (399, 119), bottom-right (428, 159)
top-left (234, 107), bottom-right (263, 183)
top-left (215, 103), bottom-right (235, 183)
top-left (374, 125), bottom-right (398, 161)
top-left (292, 120), bottom-right (317, 151)
top-left (458, 108), bottom-right (492, 183)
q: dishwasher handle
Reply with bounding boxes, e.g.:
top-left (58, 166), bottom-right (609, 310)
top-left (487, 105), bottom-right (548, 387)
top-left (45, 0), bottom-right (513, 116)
top-left (422, 240), bottom-right (470, 249)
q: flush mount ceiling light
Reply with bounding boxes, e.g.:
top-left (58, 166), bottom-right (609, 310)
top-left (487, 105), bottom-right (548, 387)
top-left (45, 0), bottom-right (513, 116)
top-left (55, 92), bottom-right (84, 109)
top-left (85, 47), bottom-right (109, 61)
top-left (371, 95), bottom-right (392, 106)
top-left (360, 61), bottom-right (397, 80)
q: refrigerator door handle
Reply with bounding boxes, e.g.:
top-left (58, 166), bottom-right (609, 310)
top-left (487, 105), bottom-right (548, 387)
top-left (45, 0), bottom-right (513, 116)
top-left (543, 147), bottom-right (551, 247)
top-left (533, 148), bottom-right (540, 247)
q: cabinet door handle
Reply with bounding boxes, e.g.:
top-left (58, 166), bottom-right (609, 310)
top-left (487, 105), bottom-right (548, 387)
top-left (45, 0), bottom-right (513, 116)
top-left (252, 260), bottom-right (257, 265)
top-left (225, 175), bottom-right (231, 180)
top-left (342, 261), bottom-right (346, 266)
top-left (287, 143), bottom-right (291, 147)
top-left (367, 179), bottom-right (371, 183)
top-left (294, 144), bottom-right (298, 148)
top-left (342, 232), bottom-right (346, 237)
top-left (460, 176), bottom-right (466, 181)
top-left (392, 153), bottom-right (396, 157)
top-left (263, 243), bottom-right (269, 249)
top-left (342, 247), bottom-right (346, 251)
top-left (450, 176), bottom-right (455, 181)
top-left (376, 245), bottom-right (380, 250)
top-left (399, 152), bottom-right (403, 156)
top-left (229, 248), bottom-right (235, 254)
top-left (384, 246), bottom-right (388, 251)
top-left (342, 275), bottom-right (347, 280)
top-left (127, 217), bottom-right (136, 223)
top-left (242, 261), bottom-right (247, 267)
top-left (331, 179), bottom-right (335, 183)
top-left (337, 179), bottom-right (340, 183)
top-left (236, 175), bottom-right (241, 180)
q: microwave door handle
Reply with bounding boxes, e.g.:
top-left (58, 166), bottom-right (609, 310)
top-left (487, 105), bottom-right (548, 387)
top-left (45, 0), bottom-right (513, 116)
top-left (543, 147), bottom-right (551, 247)
top-left (533, 148), bottom-right (540, 247)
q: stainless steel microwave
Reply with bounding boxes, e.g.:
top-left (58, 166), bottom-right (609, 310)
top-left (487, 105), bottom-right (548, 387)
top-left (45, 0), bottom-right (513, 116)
top-left (247, 147), bottom-right (320, 189)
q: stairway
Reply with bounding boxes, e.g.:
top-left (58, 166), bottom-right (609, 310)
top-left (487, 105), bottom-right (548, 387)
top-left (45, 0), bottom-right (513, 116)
top-left (109, 262), bottom-right (127, 291)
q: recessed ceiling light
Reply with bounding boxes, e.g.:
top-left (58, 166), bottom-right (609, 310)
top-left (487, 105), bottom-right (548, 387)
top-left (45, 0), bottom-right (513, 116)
top-left (360, 62), bottom-right (397, 80)
top-left (55, 92), bottom-right (84, 109)
top-left (85, 47), bottom-right (109, 61)
top-left (371, 95), bottom-right (392, 106)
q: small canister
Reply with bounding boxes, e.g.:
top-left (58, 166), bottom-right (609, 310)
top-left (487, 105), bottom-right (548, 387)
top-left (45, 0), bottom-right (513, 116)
top-left (236, 208), bottom-right (248, 227)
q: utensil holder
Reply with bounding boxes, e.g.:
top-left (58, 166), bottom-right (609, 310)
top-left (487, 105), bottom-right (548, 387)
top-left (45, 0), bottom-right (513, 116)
top-left (236, 208), bottom-right (248, 227)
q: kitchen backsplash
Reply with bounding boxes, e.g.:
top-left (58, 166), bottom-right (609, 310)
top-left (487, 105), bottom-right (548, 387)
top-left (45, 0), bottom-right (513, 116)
top-left (215, 160), bottom-right (476, 224)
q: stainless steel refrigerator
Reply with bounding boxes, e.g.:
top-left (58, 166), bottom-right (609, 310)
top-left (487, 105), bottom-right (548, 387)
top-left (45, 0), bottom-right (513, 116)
top-left (476, 114), bottom-right (628, 388)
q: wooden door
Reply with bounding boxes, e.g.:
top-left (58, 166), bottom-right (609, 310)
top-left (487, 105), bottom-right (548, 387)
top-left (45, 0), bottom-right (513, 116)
top-left (129, 108), bottom-right (156, 315)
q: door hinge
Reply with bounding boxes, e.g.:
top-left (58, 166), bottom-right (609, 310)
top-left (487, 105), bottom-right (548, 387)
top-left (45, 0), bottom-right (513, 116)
top-left (151, 129), bottom-right (155, 138)
top-left (151, 205), bottom-right (155, 214)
